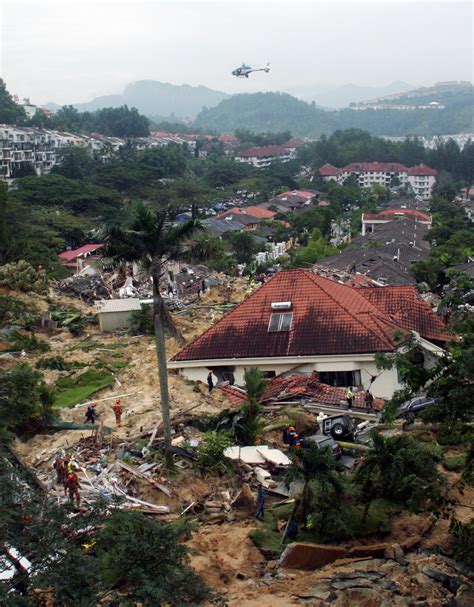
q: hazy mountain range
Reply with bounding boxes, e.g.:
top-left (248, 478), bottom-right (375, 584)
top-left (294, 81), bottom-right (415, 108)
top-left (47, 80), bottom-right (231, 121)
top-left (47, 79), bottom-right (418, 119)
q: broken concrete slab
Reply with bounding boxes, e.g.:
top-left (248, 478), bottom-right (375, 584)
top-left (224, 446), bottom-right (266, 464)
top-left (224, 445), bottom-right (292, 466)
top-left (257, 446), bottom-right (292, 466)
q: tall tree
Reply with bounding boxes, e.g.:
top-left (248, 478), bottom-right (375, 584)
top-left (0, 79), bottom-right (26, 124)
top-left (100, 202), bottom-right (202, 459)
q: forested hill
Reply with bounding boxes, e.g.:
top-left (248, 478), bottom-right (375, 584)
top-left (194, 90), bottom-right (474, 137)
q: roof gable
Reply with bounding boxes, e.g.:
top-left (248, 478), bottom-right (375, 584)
top-left (357, 286), bottom-right (450, 343)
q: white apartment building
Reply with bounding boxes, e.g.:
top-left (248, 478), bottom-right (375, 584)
top-left (316, 162), bottom-right (437, 200)
top-left (235, 145), bottom-right (293, 168)
top-left (0, 125), bottom-right (126, 180)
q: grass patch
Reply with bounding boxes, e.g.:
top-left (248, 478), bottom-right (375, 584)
top-left (95, 358), bottom-right (130, 370)
top-left (54, 369), bottom-right (114, 408)
top-left (340, 500), bottom-right (397, 538)
top-left (249, 527), bottom-right (283, 553)
top-left (443, 455), bottom-right (467, 471)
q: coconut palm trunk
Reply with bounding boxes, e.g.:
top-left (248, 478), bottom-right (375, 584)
top-left (152, 273), bottom-right (172, 457)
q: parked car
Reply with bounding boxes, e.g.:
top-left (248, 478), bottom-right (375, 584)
top-left (396, 396), bottom-right (440, 423)
top-left (319, 414), bottom-right (358, 441)
top-left (302, 434), bottom-right (342, 460)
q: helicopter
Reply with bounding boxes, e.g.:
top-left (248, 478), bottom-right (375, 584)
top-left (232, 62), bottom-right (270, 78)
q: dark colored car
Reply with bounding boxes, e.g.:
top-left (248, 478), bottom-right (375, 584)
top-left (320, 414), bottom-right (358, 441)
top-left (396, 396), bottom-right (439, 422)
top-left (303, 434), bottom-right (342, 460)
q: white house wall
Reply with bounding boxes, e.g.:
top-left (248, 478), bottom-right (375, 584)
top-left (169, 354), bottom-right (401, 399)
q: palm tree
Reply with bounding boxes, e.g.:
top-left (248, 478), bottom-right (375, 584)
top-left (238, 367), bottom-right (266, 444)
top-left (285, 444), bottom-right (345, 529)
top-left (100, 202), bottom-right (203, 459)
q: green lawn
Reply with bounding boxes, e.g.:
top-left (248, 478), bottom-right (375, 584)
top-left (54, 369), bottom-right (115, 408)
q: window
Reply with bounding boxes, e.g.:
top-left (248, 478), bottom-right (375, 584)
top-left (211, 366), bottom-right (235, 385)
top-left (268, 312), bottom-right (293, 332)
top-left (262, 371), bottom-right (276, 379)
top-left (318, 370), bottom-right (361, 388)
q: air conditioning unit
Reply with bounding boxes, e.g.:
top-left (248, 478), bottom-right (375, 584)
top-left (271, 301), bottom-right (292, 310)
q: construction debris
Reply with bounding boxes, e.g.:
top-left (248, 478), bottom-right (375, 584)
top-left (56, 274), bottom-right (111, 303)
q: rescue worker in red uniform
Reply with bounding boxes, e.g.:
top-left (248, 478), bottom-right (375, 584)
top-left (65, 472), bottom-right (81, 506)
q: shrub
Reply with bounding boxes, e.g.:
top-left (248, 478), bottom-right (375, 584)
top-left (0, 260), bottom-right (47, 293)
top-left (443, 455), bottom-right (467, 471)
top-left (8, 331), bottom-right (50, 353)
top-left (198, 431), bottom-right (233, 471)
top-left (129, 305), bottom-right (154, 335)
top-left (0, 295), bottom-right (36, 326)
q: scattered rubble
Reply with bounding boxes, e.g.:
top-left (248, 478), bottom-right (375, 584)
top-left (56, 274), bottom-right (111, 303)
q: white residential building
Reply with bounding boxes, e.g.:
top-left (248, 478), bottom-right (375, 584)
top-left (316, 162), bottom-right (438, 200)
top-left (235, 145), bottom-right (293, 168)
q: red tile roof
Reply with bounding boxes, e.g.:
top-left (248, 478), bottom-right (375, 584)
top-left (278, 190), bottom-right (316, 199)
top-left (58, 244), bottom-right (103, 262)
top-left (171, 270), bottom-right (431, 362)
top-left (342, 162), bottom-right (408, 173)
top-left (237, 145), bottom-right (289, 158)
top-left (217, 206), bottom-right (276, 220)
top-left (317, 162), bottom-right (437, 178)
top-left (357, 286), bottom-right (451, 343)
top-left (362, 209), bottom-right (432, 222)
top-left (318, 163), bottom-right (339, 176)
top-left (219, 372), bottom-right (385, 411)
top-left (407, 163), bottom-right (438, 176)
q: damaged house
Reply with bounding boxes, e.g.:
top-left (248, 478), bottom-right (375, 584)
top-left (169, 270), bottom-right (450, 399)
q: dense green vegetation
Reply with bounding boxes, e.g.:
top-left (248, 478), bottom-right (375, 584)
top-left (299, 129), bottom-right (474, 187)
top-left (194, 89), bottom-right (474, 137)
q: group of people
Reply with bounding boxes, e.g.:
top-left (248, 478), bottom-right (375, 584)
top-left (53, 454), bottom-right (81, 506)
top-left (84, 399), bottom-right (123, 427)
top-left (282, 425), bottom-right (304, 449)
top-left (346, 387), bottom-right (374, 412)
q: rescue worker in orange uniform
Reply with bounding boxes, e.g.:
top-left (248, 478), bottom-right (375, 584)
top-left (112, 399), bottom-right (123, 427)
top-left (65, 472), bottom-right (81, 506)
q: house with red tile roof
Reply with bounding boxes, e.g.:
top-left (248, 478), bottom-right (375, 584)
top-left (58, 244), bottom-right (103, 272)
top-left (361, 208), bottom-right (432, 235)
top-left (216, 206), bottom-right (277, 223)
top-left (314, 161), bottom-right (437, 200)
top-left (169, 269), bottom-right (449, 399)
top-left (235, 145), bottom-right (292, 168)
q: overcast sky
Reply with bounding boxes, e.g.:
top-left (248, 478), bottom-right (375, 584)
top-left (1, 0), bottom-right (472, 105)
